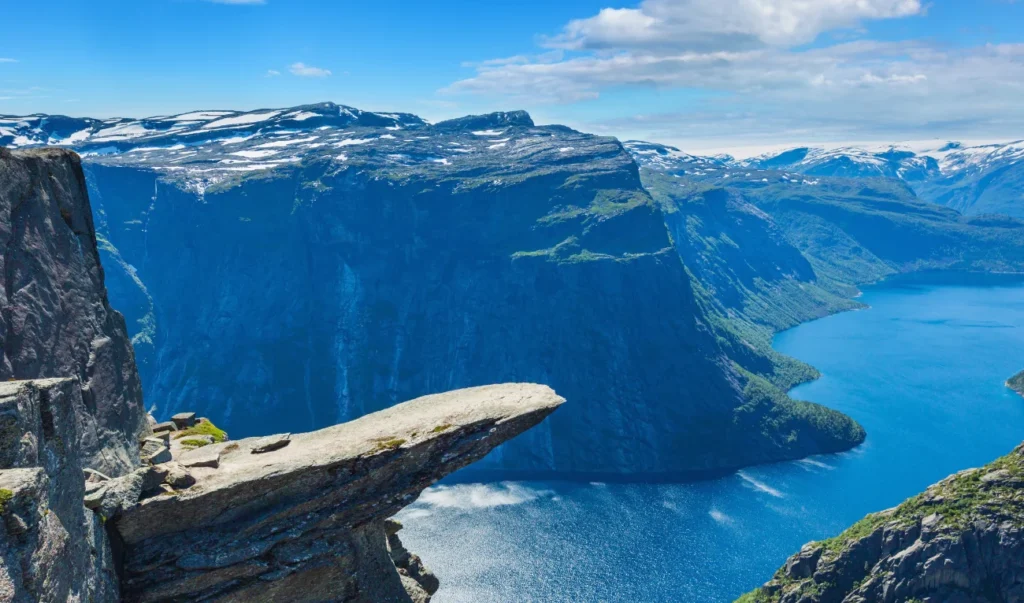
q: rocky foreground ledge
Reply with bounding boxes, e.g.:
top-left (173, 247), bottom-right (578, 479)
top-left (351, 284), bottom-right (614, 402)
top-left (739, 442), bottom-right (1024, 603)
top-left (86, 383), bottom-right (563, 602)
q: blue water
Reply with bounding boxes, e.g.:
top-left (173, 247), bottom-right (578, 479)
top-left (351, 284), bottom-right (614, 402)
top-left (398, 276), bottom-right (1024, 602)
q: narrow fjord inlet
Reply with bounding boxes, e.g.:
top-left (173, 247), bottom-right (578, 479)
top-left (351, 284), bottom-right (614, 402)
top-left (398, 275), bottom-right (1024, 602)
top-left (5, 2), bottom-right (1024, 599)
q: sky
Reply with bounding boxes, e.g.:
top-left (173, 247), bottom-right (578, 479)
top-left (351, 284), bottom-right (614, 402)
top-left (2, 0), bottom-right (1024, 152)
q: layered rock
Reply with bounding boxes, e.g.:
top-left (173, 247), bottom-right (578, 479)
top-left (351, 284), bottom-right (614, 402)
top-left (0, 378), bottom-right (119, 602)
top-left (77, 107), bottom-right (862, 477)
top-left (739, 442), bottom-right (1024, 603)
top-left (0, 148), bottom-right (147, 476)
top-left (92, 383), bottom-right (564, 602)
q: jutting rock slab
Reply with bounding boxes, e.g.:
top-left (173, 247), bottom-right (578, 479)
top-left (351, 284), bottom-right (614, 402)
top-left (106, 383), bottom-right (564, 602)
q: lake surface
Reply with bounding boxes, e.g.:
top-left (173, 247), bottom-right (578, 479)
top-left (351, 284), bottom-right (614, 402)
top-left (398, 275), bottom-right (1024, 602)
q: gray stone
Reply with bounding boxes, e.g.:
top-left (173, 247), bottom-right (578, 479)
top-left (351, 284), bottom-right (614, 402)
top-left (152, 421), bottom-right (176, 434)
top-left (171, 412), bottom-right (197, 429)
top-left (0, 380), bottom-right (119, 602)
top-left (749, 442), bottom-right (1024, 603)
top-left (251, 433), bottom-right (291, 454)
top-left (162, 462), bottom-right (195, 489)
top-left (0, 149), bottom-right (148, 477)
top-left (84, 468), bottom-right (112, 483)
top-left (178, 445), bottom-right (221, 469)
top-left (142, 446), bottom-right (171, 465)
top-left (112, 383), bottom-right (564, 602)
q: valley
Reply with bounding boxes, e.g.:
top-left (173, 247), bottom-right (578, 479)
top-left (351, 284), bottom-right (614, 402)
top-left (399, 275), bottom-right (1024, 602)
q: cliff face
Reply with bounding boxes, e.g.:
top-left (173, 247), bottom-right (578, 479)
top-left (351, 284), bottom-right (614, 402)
top-left (0, 379), bottom-right (119, 602)
top-left (80, 107), bottom-right (862, 477)
top-left (0, 145), bottom-right (567, 602)
top-left (740, 442), bottom-right (1024, 603)
top-left (0, 148), bottom-right (147, 476)
top-left (96, 384), bottom-right (564, 602)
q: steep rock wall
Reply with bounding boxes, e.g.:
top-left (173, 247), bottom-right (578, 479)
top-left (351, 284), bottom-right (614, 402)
top-left (0, 148), bottom-right (147, 476)
top-left (86, 128), bottom-right (859, 476)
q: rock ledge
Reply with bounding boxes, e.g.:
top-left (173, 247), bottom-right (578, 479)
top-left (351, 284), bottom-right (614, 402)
top-left (106, 383), bottom-right (563, 602)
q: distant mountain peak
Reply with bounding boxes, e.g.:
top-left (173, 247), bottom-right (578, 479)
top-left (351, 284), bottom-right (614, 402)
top-left (433, 110), bottom-right (534, 132)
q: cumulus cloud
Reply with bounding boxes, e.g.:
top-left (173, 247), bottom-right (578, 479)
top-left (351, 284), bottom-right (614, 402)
top-left (290, 62), bottom-right (332, 77)
top-left (446, 0), bottom-right (1024, 143)
top-left (547, 0), bottom-right (923, 51)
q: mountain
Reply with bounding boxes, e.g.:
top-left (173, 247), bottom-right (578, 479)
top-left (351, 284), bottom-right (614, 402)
top-left (673, 139), bottom-right (1024, 219)
top-left (629, 141), bottom-right (1024, 408)
top-left (2, 104), bottom-right (865, 477)
top-left (0, 146), bottom-right (571, 602)
top-left (737, 441), bottom-right (1024, 603)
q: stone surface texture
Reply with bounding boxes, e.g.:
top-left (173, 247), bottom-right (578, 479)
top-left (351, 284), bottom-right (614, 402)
top-left (0, 147), bottom-right (147, 476)
top-left (101, 383), bottom-right (564, 602)
top-left (741, 442), bottom-right (1024, 603)
top-left (0, 378), bottom-right (119, 602)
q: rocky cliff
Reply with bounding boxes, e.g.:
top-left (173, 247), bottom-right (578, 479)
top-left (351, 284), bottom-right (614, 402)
top-left (738, 442), bottom-right (1024, 603)
top-left (0, 379), bottom-right (119, 602)
top-left (96, 383), bottom-right (564, 602)
top-left (65, 104), bottom-right (862, 477)
top-left (0, 145), bottom-right (567, 602)
top-left (0, 147), bottom-right (147, 476)
top-left (1008, 370), bottom-right (1024, 398)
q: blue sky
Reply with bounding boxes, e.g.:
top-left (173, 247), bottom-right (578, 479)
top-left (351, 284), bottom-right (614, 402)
top-left (2, 0), bottom-right (1024, 150)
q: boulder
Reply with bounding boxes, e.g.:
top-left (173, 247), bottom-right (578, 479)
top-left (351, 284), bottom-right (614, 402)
top-left (171, 412), bottom-right (197, 429)
top-left (152, 422), bottom-right (176, 434)
top-left (251, 433), bottom-right (291, 454)
top-left (178, 446), bottom-right (221, 469)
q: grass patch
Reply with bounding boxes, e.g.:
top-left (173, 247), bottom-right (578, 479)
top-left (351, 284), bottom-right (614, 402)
top-left (0, 488), bottom-right (12, 514)
top-left (372, 438), bottom-right (407, 452)
top-left (179, 438), bottom-right (212, 449)
top-left (431, 424), bottom-right (453, 434)
top-left (173, 419), bottom-right (228, 443)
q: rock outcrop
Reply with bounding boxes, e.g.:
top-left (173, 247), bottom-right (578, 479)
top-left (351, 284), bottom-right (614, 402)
top-left (94, 383), bottom-right (564, 602)
top-left (739, 442), bottom-right (1024, 603)
top-left (0, 148), bottom-right (147, 476)
top-left (0, 378), bottom-right (119, 602)
top-left (0, 146), bottom-right (566, 603)
top-left (1008, 370), bottom-right (1024, 398)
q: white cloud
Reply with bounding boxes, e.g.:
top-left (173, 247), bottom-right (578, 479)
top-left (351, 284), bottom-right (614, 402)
top-left (548, 0), bottom-right (924, 51)
top-left (266, 69), bottom-right (281, 77)
top-left (290, 62), bottom-right (332, 77)
top-left (446, 0), bottom-right (1024, 144)
top-left (0, 58), bottom-right (17, 63)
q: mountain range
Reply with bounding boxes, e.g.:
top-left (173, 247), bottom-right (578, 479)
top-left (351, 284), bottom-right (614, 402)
top-left (5, 102), bottom-right (1024, 478)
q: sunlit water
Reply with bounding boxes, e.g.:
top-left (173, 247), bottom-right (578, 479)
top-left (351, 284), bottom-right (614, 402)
top-left (398, 274), bottom-right (1024, 602)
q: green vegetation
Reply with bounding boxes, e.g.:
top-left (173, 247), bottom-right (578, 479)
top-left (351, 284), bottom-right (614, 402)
top-left (0, 488), bottom-right (12, 514)
top-left (1007, 370), bottom-right (1024, 397)
top-left (737, 444), bottom-right (1024, 602)
top-left (431, 424), bottom-right (453, 434)
top-left (179, 438), bottom-right (212, 449)
top-left (173, 419), bottom-right (228, 443)
top-left (372, 438), bottom-right (407, 452)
